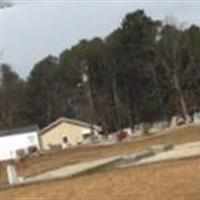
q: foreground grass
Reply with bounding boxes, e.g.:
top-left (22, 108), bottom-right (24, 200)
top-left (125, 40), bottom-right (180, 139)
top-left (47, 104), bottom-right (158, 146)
top-left (1, 156), bottom-right (200, 200)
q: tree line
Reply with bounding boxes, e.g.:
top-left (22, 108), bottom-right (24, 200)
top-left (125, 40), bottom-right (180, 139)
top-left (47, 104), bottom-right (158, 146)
top-left (0, 10), bottom-right (200, 131)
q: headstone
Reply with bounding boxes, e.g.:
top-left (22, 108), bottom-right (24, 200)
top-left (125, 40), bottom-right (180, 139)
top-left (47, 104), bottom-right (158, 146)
top-left (108, 132), bottom-right (118, 142)
top-left (170, 116), bottom-right (178, 128)
top-left (176, 116), bottom-right (185, 126)
top-left (170, 115), bottom-right (185, 127)
top-left (139, 123), bottom-right (144, 135)
top-left (149, 121), bottom-right (168, 134)
top-left (90, 134), bottom-right (102, 144)
top-left (193, 112), bottom-right (200, 124)
top-left (123, 128), bottom-right (133, 136)
top-left (153, 121), bottom-right (169, 129)
top-left (185, 115), bottom-right (192, 124)
top-left (6, 164), bottom-right (19, 185)
top-left (133, 123), bottom-right (144, 136)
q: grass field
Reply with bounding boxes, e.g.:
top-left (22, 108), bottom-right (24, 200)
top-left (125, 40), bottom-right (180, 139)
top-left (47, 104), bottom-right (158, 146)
top-left (1, 156), bottom-right (200, 200)
top-left (1, 125), bottom-right (200, 188)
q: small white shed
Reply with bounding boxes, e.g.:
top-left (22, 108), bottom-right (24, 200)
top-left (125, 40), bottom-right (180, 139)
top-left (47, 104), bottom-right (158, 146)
top-left (0, 125), bottom-right (41, 161)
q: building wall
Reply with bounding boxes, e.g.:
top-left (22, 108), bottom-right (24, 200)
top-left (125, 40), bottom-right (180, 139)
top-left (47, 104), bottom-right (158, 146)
top-left (0, 131), bottom-right (40, 161)
top-left (41, 122), bottom-right (92, 149)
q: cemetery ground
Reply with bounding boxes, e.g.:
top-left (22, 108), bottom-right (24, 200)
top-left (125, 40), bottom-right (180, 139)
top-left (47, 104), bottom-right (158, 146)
top-left (0, 125), bottom-right (200, 199)
top-left (1, 156), bottom-right (200, 199)
top-left (1, 125), bottom-right (200, 185)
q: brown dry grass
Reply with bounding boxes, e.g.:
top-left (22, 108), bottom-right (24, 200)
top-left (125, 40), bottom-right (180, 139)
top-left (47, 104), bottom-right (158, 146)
top-left (1, 125), bottom-right (200, 186)
top-left (0, 164), bottom-right (6, 186)
top-left (1, 156), bottom-right (200, 200)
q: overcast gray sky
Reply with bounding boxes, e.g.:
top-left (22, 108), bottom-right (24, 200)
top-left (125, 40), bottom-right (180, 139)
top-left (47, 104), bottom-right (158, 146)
top-left (1, 0), bottom-right (200, 78)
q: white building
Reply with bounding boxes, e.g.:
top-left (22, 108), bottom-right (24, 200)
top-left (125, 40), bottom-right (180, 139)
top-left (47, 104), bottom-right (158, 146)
top-left (0, 125), bottom-right (41, 161)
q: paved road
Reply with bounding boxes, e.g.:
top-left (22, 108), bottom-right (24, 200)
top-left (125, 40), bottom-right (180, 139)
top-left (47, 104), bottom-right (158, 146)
top-left (24, 156), bottom-right (122, 184)
top-left (122, 142), bottom-right (200, 168)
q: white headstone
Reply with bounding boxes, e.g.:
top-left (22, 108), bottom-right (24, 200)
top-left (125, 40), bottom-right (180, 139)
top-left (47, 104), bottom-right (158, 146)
top-left (185, 115), bottom-right (192, 124)
top-left (170, 116), bottom-right (178, 128)
top-left (133, 123), bottom-right (144, 136)
top-left (177, 116), bottom-right (185, 125)
top-left (193, 112), bottom-right (200, 124)
top-left (6, 164), bottom-right (19, 185)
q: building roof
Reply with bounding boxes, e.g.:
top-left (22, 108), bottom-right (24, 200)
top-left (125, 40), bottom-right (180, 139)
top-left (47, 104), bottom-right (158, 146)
top-left (0, 125), bottom-right (39, 137)
top-left (41, 117), bottom-right (102, 135)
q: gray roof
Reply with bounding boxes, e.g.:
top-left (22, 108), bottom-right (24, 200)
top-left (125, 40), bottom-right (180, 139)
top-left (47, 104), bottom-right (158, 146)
top-left (41, 117), bottom-right (102, 135)
top-left (0, 125), bottom-right (39, 137)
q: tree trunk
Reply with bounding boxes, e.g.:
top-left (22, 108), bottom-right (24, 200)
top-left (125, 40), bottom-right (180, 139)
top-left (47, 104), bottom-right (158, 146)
top-left (173, 72), bottom-right (188, 119)
top-left (111, 74), bottom-right (121, 130)
top-left (151, 66), bottom-right (167, 120)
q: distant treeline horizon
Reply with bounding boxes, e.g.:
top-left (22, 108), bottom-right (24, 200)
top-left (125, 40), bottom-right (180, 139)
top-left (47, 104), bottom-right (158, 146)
top-left (0, 9), bottom-right (200, 131)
